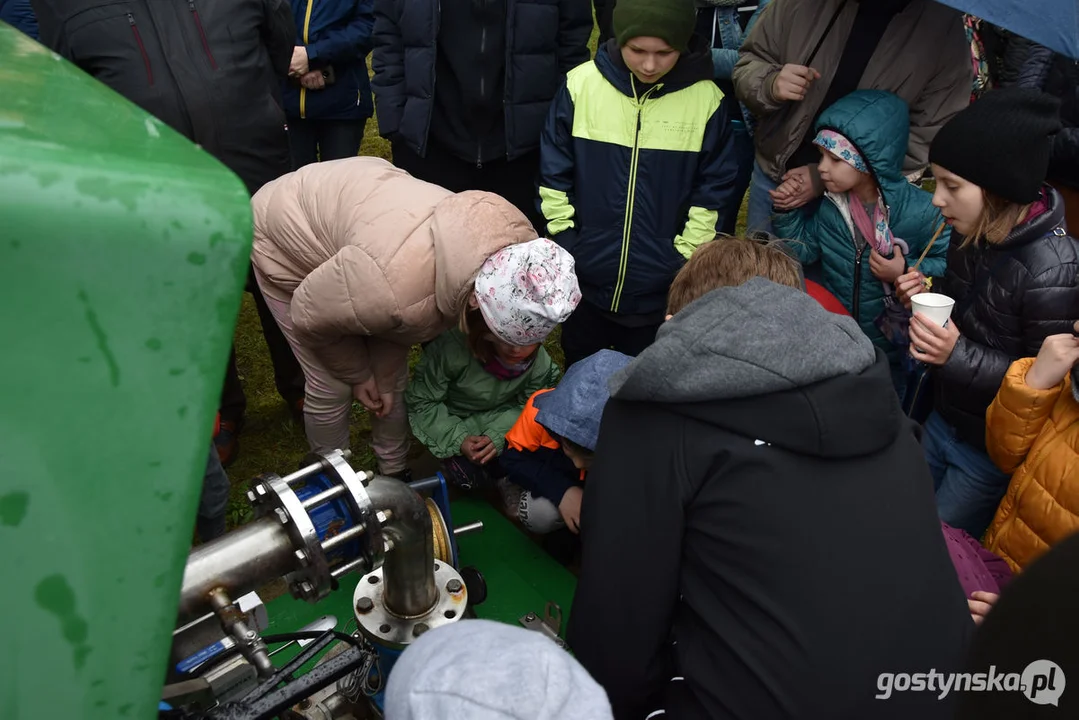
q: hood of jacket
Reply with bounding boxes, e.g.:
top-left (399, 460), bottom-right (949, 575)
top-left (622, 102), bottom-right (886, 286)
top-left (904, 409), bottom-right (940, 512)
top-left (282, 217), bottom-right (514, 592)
top-left (815, 90), bottom-right (911, 203)
top-left (609, 278), bottom-right (904, 458)
top-left (597, 35), bottom-right (714, 98)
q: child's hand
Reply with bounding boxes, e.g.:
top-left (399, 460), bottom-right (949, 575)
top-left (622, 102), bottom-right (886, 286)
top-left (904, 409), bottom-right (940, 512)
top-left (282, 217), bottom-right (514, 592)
top-left (1024, 324), bottom-right (1079, 390)
top-left (353, 377), bottom-right (383, 415)
top-left (461, 435), bottom-right (497, 465)
top-left (894, 270), bottom-right (928, 309)
top-left (908, 312), bottom-right (960, 366)
top-left (558, 486), bottom-right (583, 534)
top-left (968, 591), bottom-right (999, 625)
top-left (869, 246), bottom-right (905, 283)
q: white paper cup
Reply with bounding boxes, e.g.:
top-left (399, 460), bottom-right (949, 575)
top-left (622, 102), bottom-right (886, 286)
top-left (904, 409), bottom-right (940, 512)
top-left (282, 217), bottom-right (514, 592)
top-left (911, 293), bottom-right (955, 327)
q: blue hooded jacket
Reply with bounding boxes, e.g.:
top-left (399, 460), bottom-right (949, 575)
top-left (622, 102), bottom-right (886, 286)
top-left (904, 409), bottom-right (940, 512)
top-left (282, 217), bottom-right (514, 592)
top-left (283, 0), bottom-right (374, 122)
top-left (774, 90), bottom-right (949, 359)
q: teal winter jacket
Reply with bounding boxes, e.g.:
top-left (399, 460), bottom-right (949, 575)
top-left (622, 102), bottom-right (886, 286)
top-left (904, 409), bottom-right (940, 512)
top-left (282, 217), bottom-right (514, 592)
top-left (774, 90), bottom-right (949, 358)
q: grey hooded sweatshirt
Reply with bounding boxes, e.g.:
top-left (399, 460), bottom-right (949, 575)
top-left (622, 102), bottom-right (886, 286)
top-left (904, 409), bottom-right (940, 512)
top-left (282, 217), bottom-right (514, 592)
top-left (568, 278), bottom-right (972, 720)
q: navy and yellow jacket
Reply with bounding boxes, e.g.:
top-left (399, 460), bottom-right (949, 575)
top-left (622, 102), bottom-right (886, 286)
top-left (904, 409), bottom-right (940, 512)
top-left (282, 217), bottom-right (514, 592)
top-left (284, 0), bottom-right (374, 122)
top-left (538, 37), bottom-right (740, 316)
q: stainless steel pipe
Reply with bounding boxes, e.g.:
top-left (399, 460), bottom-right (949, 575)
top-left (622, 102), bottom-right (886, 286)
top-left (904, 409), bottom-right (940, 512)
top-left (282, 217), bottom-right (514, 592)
top-left (177, 517), bottom-right (295, 624)
top-left (364, 477), bottom-right (438, 618)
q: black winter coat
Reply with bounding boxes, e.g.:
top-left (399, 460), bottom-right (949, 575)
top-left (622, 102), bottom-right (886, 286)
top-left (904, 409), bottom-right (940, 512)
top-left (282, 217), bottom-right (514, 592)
top-left (31, 0), bottom-right (294, 195)
top-left (987, 29), bottom-right (1079, 188)
top-left (370, 0), bottom-right (592, 160)
top-left (933, 187), bottom-right (1079, 449)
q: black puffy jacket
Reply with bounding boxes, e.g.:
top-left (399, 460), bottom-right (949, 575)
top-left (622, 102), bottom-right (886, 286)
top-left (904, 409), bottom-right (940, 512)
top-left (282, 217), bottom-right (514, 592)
top-left (933, 187), bottom-right (1079, 449)
top-left (32, 0), bottom-right (294, 195)
top-left (370, 0), bottom-right (592, 160)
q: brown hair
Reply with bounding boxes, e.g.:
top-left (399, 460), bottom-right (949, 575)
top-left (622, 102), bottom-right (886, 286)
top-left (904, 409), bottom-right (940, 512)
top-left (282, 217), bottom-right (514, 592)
top-left (961, 190), bottom-right (1030, 248)
top-left (458, 305), bottom-right (496, 364)
top-left (666, 236), bottom-right (803, 316)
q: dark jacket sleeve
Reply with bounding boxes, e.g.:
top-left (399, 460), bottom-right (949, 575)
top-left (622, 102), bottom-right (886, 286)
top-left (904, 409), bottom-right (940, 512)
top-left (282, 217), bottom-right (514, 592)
top-left (568, 399), bottom-right (686, 718)
top-left (262, 0), bottom-right (296, 79)
top-left (500, 446), bottom-right (579, 505)
top-left (557, 0), bottom-right (592, 73)
top-left (307, 0), bottom-right (375, 66)
top-left (1, 0), bottom-right (39, 39)
top-left (538, 81), bottom-right (579, 239)
top-left (937, 258), bottom-right (1079, 414)
top-left (371, 0), bottom-right (404, 138)
top-left (674, 98), bottom-right (739, 259)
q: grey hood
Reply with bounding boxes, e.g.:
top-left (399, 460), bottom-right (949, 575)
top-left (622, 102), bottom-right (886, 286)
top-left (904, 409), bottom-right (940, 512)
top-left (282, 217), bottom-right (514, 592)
top-left (610, 278), bottom-right (876, 402)
top-left (609, 279), bottom-right (901, 459)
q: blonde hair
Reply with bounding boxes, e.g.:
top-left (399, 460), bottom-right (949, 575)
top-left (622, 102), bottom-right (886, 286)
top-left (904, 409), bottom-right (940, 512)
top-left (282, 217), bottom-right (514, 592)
top-left (961, 190), bottom-right (1030, 248)
top-left (666, 236), bottom-right (803, 315)
top-left (458, 304), bottom-right (496, 364)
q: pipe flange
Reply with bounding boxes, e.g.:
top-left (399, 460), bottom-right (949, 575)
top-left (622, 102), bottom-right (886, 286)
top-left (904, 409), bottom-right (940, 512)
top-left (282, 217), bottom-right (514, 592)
top-left (315, 451), bottom-right (383, 574)
top-left (265, 473), bottom-right (328, 602)
top-left (352, 563), bottom-right (467, 650)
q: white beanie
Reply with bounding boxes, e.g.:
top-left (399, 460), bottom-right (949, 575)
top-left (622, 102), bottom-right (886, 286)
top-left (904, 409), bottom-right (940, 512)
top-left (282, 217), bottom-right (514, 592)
top-left (474, 238), bottom-right (581, 346)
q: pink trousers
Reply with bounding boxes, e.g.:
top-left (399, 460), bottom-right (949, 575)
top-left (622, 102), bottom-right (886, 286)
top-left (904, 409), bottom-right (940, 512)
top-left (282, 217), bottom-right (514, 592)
top-left (254, 269), bottom-right (410, 474)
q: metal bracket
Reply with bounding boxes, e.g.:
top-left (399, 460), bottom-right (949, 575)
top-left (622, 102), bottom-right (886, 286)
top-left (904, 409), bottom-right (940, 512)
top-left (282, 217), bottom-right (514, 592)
top-left (518, 602), bottom-right (566, 649)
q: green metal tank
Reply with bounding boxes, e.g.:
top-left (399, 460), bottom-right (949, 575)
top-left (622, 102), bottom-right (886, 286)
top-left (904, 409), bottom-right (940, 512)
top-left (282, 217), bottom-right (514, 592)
top-left (0, 25), bottom-right (252, 719)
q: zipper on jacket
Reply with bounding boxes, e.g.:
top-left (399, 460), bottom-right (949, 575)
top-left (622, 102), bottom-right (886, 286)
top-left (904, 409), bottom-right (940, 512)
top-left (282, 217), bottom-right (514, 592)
top-left (611, 78), bottom-right (656, 313)
top-left (127, 14), bottom-right (154, 86)
top-left (299, 0), bottom-right (315, 119)
top-left (188, 1), bottom-right (218, 70)
top-left (852, 243), bottom-right (867, 320)
top-left (477, 24), bottom-right (488, 168)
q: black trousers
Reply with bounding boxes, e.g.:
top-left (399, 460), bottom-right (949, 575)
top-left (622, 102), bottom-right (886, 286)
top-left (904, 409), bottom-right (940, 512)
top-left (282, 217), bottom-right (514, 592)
top-left (559, 299), bottom-right (662, 369)
top-left (219, 268), bottom-right (306, 424)
top-left (288, 118), bottom-right (365, 169)
top-left (392, 140), bottom-right (544, 231)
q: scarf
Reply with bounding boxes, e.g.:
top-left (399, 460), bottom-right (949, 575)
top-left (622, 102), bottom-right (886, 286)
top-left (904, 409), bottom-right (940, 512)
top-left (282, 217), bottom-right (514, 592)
top-left (482, 354), bottom-right (535, 380)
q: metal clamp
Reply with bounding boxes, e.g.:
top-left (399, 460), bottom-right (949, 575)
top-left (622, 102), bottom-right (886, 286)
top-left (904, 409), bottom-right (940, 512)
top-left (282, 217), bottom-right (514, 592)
top-left (519, 602), bottom-right (566, 649)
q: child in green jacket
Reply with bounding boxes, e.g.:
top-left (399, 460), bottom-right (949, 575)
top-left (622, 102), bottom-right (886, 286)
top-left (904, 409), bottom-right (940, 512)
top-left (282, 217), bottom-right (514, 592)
top-left (406, 239), bottom-right (580, 489)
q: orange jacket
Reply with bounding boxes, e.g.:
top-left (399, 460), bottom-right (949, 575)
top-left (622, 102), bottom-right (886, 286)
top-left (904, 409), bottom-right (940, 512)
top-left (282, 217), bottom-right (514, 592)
top-left (505, 389), bottom-right (585, 481)
top-left (983, 357), bottom-right (1079, 572)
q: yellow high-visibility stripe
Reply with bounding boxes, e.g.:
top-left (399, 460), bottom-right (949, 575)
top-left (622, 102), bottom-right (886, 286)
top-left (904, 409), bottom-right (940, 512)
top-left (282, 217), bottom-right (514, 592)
top-left (300, 0), bottom-right (315, 119)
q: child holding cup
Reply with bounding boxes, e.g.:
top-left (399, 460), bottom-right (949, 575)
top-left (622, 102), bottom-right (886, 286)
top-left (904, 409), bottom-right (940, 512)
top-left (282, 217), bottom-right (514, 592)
top-left (897, 88), bottom-right (1079, 538)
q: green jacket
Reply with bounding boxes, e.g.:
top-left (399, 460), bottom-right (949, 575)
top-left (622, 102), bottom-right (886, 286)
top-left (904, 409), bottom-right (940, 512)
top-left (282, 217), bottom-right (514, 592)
top-left (406, 329), bottom-right (562, 458)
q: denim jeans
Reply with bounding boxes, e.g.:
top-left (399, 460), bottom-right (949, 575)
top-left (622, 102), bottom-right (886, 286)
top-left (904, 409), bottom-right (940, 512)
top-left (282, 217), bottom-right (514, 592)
top-left (196, 444), bottom-right (231, 542)
top-left (922, 411), bottom-right (1010, 538)
top-left (746, 159), bottom-right (779, 235)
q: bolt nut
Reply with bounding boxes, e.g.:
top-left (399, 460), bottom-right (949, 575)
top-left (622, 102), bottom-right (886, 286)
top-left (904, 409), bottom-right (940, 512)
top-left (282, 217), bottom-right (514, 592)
top-left (525, 613), bottom-right (537, 621)
top-left (275, 507), bottom-right (289, 525)
top-left (413, 623), bottom-right (429, 638)
top-left (294, 549), bottom-right (309, 567)
top-left (376, 510), bottom-right (388, 525)
top-left (246, 490), bottom-right (257, 503)
top-left (255, 484), bottom-right (268, 496)
top-left (356, 597), bottom-right (374, 613)
top-left (446, 579), bottom-right (463, 594)
top-left (300, 581), bottom-right (314, 596)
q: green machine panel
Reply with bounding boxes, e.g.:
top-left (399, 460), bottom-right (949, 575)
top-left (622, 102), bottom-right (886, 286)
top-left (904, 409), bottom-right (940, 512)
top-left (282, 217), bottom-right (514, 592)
top-left (0, 26), bottom-right (252, 720)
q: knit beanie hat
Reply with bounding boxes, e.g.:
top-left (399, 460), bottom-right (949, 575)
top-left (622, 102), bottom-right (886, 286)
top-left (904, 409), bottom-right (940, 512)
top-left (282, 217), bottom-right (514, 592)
top-left (613, 0), bottom-right (696, 52)
top-left (474, 238), bottom-right (582, 346)
top-left (929, 87), bottom-right (1061, 204)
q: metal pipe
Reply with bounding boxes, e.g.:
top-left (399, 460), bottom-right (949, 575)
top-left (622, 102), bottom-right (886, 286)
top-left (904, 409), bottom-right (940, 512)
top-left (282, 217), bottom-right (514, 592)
top-left (453, 521), bottom-right (484, 536)
top-left (329, 556), bottom-right (368, 581)
top-left (280, 449), bottom-right (352, 487)
top-left (302, 483), bottom-right (349, 510)
top-left (208, 588), bottom-right (275, 679)
top-left (364, 477), bottom-right (438, 618)
top-left (320, 523), bottom-right (366, 553)
top-left (178, 517), bottom-right (296, 624)
top-left (407, 476), bottom-right (443, 494)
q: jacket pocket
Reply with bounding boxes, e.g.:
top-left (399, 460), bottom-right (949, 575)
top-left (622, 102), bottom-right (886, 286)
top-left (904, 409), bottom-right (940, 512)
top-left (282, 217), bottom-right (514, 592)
top-left (126, 13), bottom-right (154, 85)
top-left (65, 3), bottom-right (155, 87)
top-left (187, 0), bottom-right (219, 70)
